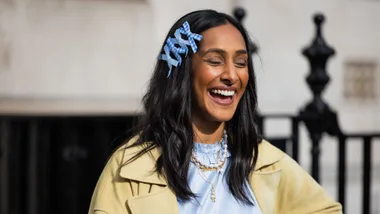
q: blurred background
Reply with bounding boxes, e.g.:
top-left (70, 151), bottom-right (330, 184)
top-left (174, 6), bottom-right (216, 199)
top-left (0, 0), bottom-right (379, 213)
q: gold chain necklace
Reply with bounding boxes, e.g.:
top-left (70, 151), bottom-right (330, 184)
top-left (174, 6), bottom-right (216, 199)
top-left (196, 167), bottom-right (220, 202)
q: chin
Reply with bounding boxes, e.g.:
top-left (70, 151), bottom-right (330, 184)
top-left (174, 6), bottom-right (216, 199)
top-left (212, 117), bottom-right (233, 123)
top-left (206, 109), bottom-right (236, 123)
top-left (198, 96), bottom-right (241, 123)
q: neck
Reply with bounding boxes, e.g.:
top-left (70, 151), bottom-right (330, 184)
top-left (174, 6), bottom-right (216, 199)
top-left (192, 116), bottom-right (225, 144)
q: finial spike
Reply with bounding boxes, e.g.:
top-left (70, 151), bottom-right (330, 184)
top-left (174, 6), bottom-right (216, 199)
top-left (233, 7), bottom-right (246, 23)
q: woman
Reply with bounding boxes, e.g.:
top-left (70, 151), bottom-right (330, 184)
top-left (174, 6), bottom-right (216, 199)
top-left (89, 10), bottom-right (342, 214)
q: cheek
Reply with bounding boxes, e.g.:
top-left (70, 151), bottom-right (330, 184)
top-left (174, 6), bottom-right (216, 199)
top-left (192, 69), bottom-right (208, 104)
top-left (193, 67), bottom-right (216, 91)
top-left (239, 72), bottom-right (249, 89)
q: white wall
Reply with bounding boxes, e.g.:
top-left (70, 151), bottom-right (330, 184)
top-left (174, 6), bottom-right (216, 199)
top-left (1, 0), bottom-right (380, 213)
top-left (0, 0), bottom-right (156, 99)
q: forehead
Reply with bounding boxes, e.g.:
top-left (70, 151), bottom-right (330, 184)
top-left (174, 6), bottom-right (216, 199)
top-left (198, 23), bottom-right (246, 51)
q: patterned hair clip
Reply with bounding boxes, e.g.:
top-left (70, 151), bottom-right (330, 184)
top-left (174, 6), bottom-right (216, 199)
top-left (158, 21), bottom-right (202, 77)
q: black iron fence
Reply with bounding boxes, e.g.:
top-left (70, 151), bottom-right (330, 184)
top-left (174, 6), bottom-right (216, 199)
top-left (0, 9), bottom-right (379, 214)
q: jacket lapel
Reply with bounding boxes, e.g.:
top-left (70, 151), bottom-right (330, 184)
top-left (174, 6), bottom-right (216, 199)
top-left (250, 170), bottom-right (282, 214)
top-left (126, 187), bottom-right (178, 214)
top-left (119, 143), bottom-right (178, 214)
top-left (249, 140), bottom-right (285, 214)
top-left (119, 143), bottom-right (166, 185)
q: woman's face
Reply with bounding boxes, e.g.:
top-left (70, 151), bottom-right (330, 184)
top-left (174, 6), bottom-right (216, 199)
top-left (192, 23), bottom-right (249, 123)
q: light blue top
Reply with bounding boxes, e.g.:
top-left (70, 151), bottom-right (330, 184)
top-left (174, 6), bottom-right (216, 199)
top-left (177, 140), bottom-right (263, 214)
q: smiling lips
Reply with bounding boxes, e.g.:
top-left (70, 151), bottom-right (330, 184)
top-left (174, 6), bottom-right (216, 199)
top-left (208, 88), bottom-right (236, 105)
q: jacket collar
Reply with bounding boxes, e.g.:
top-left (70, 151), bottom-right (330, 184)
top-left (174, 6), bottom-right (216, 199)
top-left (119, 141), bottom-right (167, 185)
top-left (119, 139), bottom-right (284, 185)
top-left (254, 140), bottom-right (284, 171)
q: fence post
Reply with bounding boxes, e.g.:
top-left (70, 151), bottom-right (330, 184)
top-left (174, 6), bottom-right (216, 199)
top-left (233, 7), bottom-right (258, 54)
top-left (300, 13), bottom-right (338, 182)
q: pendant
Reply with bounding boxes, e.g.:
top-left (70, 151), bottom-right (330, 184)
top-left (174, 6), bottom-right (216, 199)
top-left (211, 185), bottom-right (216, 202)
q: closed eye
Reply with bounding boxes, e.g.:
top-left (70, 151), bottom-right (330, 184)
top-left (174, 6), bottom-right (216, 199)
top-left (205, 59), bottom-right (223, 66)
top-left (234, 60), bottom-right (248, 68)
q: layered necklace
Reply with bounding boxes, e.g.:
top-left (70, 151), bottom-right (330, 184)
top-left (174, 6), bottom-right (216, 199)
top-left (191, 130), bottom-right (228, 202)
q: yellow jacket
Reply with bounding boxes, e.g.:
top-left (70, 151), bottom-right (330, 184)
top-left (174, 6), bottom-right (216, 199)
top-left (89, 137), bottom-right (342, 214)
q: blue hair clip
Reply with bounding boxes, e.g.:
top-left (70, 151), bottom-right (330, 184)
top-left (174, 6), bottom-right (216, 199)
top-left (158, 21), bottom-right (202, 77)
top-left (176, 21), bottom-right (202, 53)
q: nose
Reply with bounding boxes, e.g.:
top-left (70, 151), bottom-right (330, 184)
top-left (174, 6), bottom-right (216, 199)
top-left (220, 61), bottom-right (239, 85)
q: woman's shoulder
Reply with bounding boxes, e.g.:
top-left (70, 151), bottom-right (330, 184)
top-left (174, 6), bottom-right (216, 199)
top-left (90, 136), bottom-right (165, 213)
top-left (105, 135), bottom-right (140, 164)
top-left (255, 139), bottom-right (287, 171)
top-left (105, 135), bottom-right (165, 184)
top-left (108, 135), bottom-right (156, 166)
top-left (256, 139), bottom-right (308, 174)
top-left (257, 139), bottom-right (285, 156)
top-left (258, 140), bottom-right (342, 213)
top-left (255, 139), bottom-right (317, 178)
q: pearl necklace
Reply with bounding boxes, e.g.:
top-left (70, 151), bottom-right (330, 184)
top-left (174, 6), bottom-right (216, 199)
top-left (191, 130), bottom-right (228, 171)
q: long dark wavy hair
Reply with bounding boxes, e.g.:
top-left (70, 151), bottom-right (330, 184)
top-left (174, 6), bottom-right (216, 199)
top-left (126, 9), bottom-right (261, 205)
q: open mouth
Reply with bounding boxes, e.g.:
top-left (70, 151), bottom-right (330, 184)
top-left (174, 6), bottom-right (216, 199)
top-left (208, 89), bottom-right (236, 105)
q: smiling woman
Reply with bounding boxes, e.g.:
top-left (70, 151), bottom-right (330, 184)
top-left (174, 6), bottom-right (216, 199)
top-left (192, 23), bottom-right (249, 125)
top-left (88, 10), bottom-right (342, 214)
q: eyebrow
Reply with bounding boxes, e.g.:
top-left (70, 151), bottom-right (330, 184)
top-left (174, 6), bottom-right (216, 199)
top-left (200, 48), bottom-right (248, 56)
top-left (235, 49), bottom-right (248, 55)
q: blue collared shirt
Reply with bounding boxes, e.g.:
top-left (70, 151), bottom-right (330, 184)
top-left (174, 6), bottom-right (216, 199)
top-left (177, 141), bottom-right (263, 214)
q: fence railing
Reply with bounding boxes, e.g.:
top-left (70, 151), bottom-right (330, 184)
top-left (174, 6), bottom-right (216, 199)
top-left (255, 112), bottom-right (380, 214)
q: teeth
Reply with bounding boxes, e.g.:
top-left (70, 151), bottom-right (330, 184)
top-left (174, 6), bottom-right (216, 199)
top-left (210, 89), bottom-right (236, 96)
